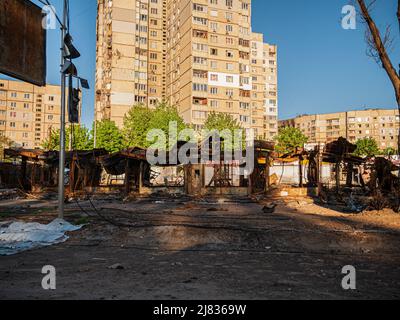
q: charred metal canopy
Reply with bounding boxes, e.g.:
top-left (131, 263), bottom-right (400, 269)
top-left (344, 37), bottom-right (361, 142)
top-left (323, 137), bottom-right (364, 164)
top-left (4, 149), bottom-right (107, 164)
top-left (100, 148), bottom-right (147, 176)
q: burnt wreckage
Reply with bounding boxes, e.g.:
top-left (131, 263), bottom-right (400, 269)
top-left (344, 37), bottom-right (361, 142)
top-left (0, 138), bottom-right (398, 199)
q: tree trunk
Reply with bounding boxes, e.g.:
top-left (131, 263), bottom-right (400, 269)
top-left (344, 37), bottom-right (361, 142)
top-left (357, 0), bottom-right (400, 92)
top-left (357, 0), bottom-right (400, 160)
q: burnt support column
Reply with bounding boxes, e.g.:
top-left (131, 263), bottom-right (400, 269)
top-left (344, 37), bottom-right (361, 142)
top-left (124, 159), bottom-right (131, 195)
top-left (69, 155), bottom-right (76, 194)
top-left (21, 156), bottom-right (27, 190)
top-left (299, 155), bottom-right (304, 188)
top-left (265, 156), bottom-right (270, 193)
top-left (317, 150), bottom-right (323, 196)
top-left (247, 172), bottom-right (252, 196)
top-left (346, 163), bottom-right (354, 187)
top-left (138, 161), bottom-right (143, 195)
top-left (335, 159), bottom-right (341, 193)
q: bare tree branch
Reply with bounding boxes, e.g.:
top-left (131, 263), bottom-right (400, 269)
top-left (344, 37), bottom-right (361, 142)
top-left (356, 0), bottom-right (400, 158)
top-left (356, 0), bottom-right (400, 106)
top-left (365, 25), bottom-right (394, 64)
top-left (397, 0), bottom-right (400, 31)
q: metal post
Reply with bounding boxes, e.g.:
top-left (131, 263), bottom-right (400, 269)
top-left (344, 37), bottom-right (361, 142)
top-left (68, 75), bottom-right (73, 151)
top-left (58, 0), bottom-right (67, 219)
top-left (93, 118), bottom-right (97, 149)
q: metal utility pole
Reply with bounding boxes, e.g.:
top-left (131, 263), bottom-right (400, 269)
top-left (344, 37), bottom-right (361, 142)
top-left (93, 109), bottom-right (97, 149)
top-left (58, 0), bottom-right (68, 220)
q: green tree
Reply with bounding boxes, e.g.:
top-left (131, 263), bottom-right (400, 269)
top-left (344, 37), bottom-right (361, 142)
top-left (42, 129), bottom-right (60, 151)
top-left (123, 102), bottom-right (188, 149)
top-left (147, 102), bottom-right (188, 150)
top-left (42, 125), bottom-right (92, 151)
top-left (0, 135), bottom-right (15, 161)
top-left (203, 112), bottom-right (244, 150)
top-left (123, 104), bottom-right (153, 148)
top-left (274, 127), bottom-right (308, 154)
top-left (382, 147), bottom-right (397, 158)
top-left (93, 120), bottom-right (124, 153)
top-left (204, 112), bottom-right (242, 132)
top-left (354, 138), bottom-right (380, 158)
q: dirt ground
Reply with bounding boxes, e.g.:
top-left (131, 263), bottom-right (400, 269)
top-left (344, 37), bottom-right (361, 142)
top-left (0, 193), bottom-right (399, 300)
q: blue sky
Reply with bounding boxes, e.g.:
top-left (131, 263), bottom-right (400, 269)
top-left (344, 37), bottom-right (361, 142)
top-left (2, 0), bottom-right (399, 126)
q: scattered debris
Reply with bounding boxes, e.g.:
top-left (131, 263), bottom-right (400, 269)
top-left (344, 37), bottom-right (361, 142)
top-left (108, 263), bottom-right (125, 270)
top-left (344, 193), bottom-right (366, 213)
top-left (263, 203), bottom-right (277, 214)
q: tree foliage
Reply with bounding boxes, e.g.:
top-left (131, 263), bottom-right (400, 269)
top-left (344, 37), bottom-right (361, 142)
top-left (42, 125), bottom-right (92, 151)
top-left (203, 112), bottom-right (244, 150)
top-left (354, 137), bottom-right (380, 158)
top-left (147, 102), bottom-right (188, 149)
top-left (94, 120), bottom-right (124, 153)
top-left (382, 147), bottom-right (397, 158)
top-left (0, 135), bottom-right (15, 161)
top-left (123, 104), bottom-right (152, 148)
top-left (41, 129), bottom-right (60, 151)
top-left (274, 127), bottom-right (308, 154)
top-left (204, 112), bottom-right (242, 132)
top-left (123, 102), bottom-right (188, 149)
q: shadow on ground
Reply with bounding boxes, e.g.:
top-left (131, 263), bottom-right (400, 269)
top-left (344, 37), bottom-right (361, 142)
top-left (0, 196), bottom-right (399, 300)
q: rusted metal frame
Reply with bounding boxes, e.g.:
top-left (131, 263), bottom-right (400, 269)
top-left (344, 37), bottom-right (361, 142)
top-left (299, 154), bottom-right (304, 188)
top-left (124, 158), bottom-right (131, 195)
top-left (265, 156), bottom-right (270, 193)
top-left (20, 156), bottom-right (28, 191)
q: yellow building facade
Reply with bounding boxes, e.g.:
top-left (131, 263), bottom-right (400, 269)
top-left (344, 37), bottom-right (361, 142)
top-left (96, 0), bottom-right (278, 140)
top-left (0, 79), bottom-right (65, 149)
top-left (280, 109), bottom-right (400, 150)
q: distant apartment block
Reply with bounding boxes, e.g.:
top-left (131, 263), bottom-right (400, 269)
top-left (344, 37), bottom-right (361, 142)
top-left (0, 79), bottom-right (66, 149)
top-left (279, 109), bottom-right (400, 150)
top-left (95, 0), bottom-right (167, 127)
top-left (95, 0), bottom-right (278, 140)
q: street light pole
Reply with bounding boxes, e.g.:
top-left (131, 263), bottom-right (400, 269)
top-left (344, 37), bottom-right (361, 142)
top-left (58, 0), bottom-right (67, 220)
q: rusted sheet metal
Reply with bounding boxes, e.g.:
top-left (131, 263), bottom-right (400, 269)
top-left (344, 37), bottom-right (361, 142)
top-left (321, 138), bottom-right (365, 164)
top-left (4, 148), bottom-right (43, 159)
top-left (100, 148), bottom-right (147, 175)
top-left (4, 148), bottom-right (107, 163)
top-left (0, 0), bottom-right (46, 86)
top-left (254, 140), bottom-right (275, 151)
top-left (324, 137), bottom-right (357, 158)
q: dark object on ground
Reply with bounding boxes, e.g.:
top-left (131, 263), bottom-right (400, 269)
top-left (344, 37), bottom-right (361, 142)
top-left (263, 203), bottom-right (277, 214)
top-left (108, 264), bottom-right (125, 270)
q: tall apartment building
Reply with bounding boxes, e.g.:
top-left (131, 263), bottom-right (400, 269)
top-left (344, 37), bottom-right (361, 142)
top-left (96, 0), bottom-right (167, 127)
top-left (279, 109), bottom-right (400, 150)
top-left (96, 0), bottom-right (278, 140)
top-left (0, 79), bottom-right (65, 149)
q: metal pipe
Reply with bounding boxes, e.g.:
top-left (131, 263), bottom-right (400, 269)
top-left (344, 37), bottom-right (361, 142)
top-left (58, 0), bottom-right (67, 219)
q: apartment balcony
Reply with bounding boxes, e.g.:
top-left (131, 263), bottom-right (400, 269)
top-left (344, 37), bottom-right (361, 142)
top-left (193, 69), bottom-right (208, 79)
top-left (193, 29), bottom-right (208, 40)
top-left (239, 89), bottom-right (251, 98)
top-left (238, 39), bottom-right (250, 48)
top-left (239, 51), bottom-right (250, 60)
top-left (193, 97), bottom-right (208, 106)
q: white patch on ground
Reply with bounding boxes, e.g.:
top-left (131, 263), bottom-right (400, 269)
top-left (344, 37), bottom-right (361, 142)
top-left (0, 219), bottom-right (82, 256)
